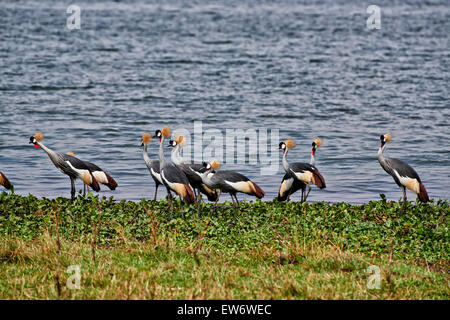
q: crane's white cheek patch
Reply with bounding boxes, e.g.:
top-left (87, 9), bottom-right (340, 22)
top-left (92, 171), bottom-right (108, 184)
top-left (225, 181), bottom-right (252, 194)
top-left (293, 171), bottom-right (313, 183)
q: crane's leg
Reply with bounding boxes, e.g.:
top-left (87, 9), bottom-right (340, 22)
top-left (230, 193), bottom-right (237, 216)
top-left (300, 188), bottom-right (304, 202)
top-left (153, 183), bottom-right (159, 201)
top-left (304, 185), bottom-right (311, 202)
top-left (402, 186), bottom-right (407, 215)
top-left (213, 190), bottom-right (221, 214)
top-left (166, 188), bottom-right (173, 213)
top-left (196, 188), bottom-right (202, 218)
top-left (70, 178), bottom-right (76, 200)
top-left (83, 183), bottom-right (86, 197)
top-left (179, 196), bottom-right (184, 219)
top-left (233, 194), bottom-right (240, 209)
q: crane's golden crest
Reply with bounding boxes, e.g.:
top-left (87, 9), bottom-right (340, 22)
top-left (285, 139), bottom-right (295, 149)
top-left (66, 152), bottom-right (75, 156)
top-left (210, 159), bottom-right (221, 170)
top-left (384, 133), bottom-right (391, 143)
top-left (175, 134), bottom-right (187, 147)
top-left (34, 132), bottom-right (44, 142)
top-left (161, 126), bottom-right (171, 138)
top-left (142, 132), bottom-right (152, 145)
top-left (314, 138), bottom-right (322, 148)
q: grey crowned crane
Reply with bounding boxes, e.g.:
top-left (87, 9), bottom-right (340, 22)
top-left (141, 133), bottom-right (163, 201)
top-left (168, 135), bottom-right (218, 215)
top-left (154, 127), bottom-right (195, 217)
top-left (29, 132), bottom-right (100, 200)
top-left (196, 160), bottom-right (265, 214)
top-left (377, 133), bottom-right (429, 210)
top-left (279, 139), bottom-right (326, 202)
top-left (278, 138), bottom-right (322, 202)
top-left (0, 172), bottom-right (12, 190)
top-left (66, 152), bottom-right (118, 194)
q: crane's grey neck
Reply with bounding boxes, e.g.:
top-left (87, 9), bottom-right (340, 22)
top-left (200, 171), bottom-right (213, 187)
top-left (142, 144), bottom-right (151, 162)
top-left (158, 136), bottom-right (167, 168)
top-left (37, 141), bottom-right (59, 163)
top-left (282, 149), bottom-right (290, 172)
top-left (377, 144), bottom-right (387, 165)
top-left (171, 145), bottom-right (183, 166)
top-left (310, 152), bottom-right (315, 166)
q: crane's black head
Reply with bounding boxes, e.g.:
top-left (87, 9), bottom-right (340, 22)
top-left (311, 142), bottom-right (317, 155)
top-left (380, 135), bottom-right (386, 148)
top-left (279, 142), bottom-right (286, 151)
top-left (29, 136), bottom-right (39, 149)
top-left (153, 130), bottom-right (162, 141)
top-left (198, 161), bottom-right (209, 173)
top-left (167, 140), bottom-right (177, 148)
top-left (199, 161), bottom-right (214, 173)
top-left (380, 133), bottom-right (391, 148)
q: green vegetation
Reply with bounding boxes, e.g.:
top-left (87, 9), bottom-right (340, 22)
top-left (0, 192), bottom-right (448, 299)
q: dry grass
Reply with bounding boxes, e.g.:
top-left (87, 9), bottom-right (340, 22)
top-left (0, 232), bottom-right (447, 300)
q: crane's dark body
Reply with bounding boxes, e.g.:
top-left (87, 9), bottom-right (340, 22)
top-left (142, 141), bottom-right (163, 201)
top-left (377, 134), bottom-right (429, 209)
top-left (0, 172), bottom-right (12, 190)
top-left (162, 163), bottom-right (191, 186)
top-left (156, 131), bottom-right (195, 217)
top-left (279, 141), bottom-right (326, 202)
top-left (30, 136), bottom-right (100, 200)
top-left (278, 173), bottom-right (306, 201)
top-left (56, 153), bottom-right (93, 179)
top-left (199, 167), bottom-right (265, 215)
top-left (379, 157), bottom-right (422, 187)
top-left (284, 161), bottom-right (326, 201)
top-left (148, 160), bottom-right (162, 185)
top-left (176, 161), bottom-right (218, 202)
top-left (207, 170), bottom-right (253, 195)
top-left (83, 160), bottom-right (118, 190)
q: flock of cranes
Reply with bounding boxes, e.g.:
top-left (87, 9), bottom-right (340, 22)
top-left (0, 129), bottom-right (430, 215)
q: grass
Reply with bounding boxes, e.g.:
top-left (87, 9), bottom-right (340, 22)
top-left (0, 191), bottom-right (448, 299)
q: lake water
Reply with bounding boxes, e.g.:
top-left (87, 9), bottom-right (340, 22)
top-left (1, 0), bottom-right (449, 204)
